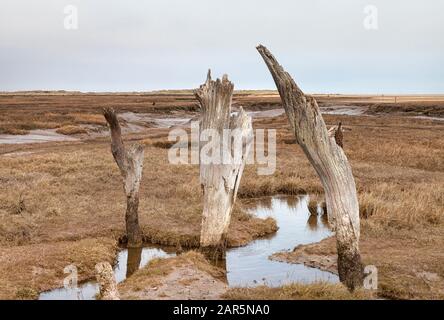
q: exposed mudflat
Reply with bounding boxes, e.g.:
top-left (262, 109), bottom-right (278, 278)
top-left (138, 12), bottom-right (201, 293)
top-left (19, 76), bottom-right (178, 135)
top-left (247, 109), bottom-right (285, 118)
top-left (3, 104), bottom-right (442, 146)
top-left (119, 112), bottom-right (192, 130)
top-left (321, 105), bottom-right (368, 116)
top-left (0, 129), bottom-right (78, 145)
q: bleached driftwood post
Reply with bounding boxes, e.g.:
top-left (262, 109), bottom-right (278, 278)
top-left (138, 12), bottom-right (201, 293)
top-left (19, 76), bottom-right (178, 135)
top-left (257, 45), bottom-right (363, 290)
top-left (195, 71), bottom-right (253, 254)
top-left (103, 108), bottom-right (144, 247)
top-left (95, 262), bottom-right (120, 300)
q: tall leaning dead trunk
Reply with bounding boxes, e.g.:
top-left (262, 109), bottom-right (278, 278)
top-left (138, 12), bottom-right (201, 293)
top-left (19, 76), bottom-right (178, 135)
top-left (103, 108), bottom-right (144, 247)
top-left (257, 45), bottom-right (364, 290)
top-left (195, 71), bottom-right (253, 253)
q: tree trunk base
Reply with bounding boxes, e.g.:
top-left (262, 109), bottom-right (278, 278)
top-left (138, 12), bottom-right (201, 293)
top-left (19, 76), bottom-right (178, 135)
top-left (337, 245), bottom-right (364, 291)
top-left (126, 235), bottom-right (143, 248)
top-left (200, 237), bottom-right (227, 263)
top-left (125, 187), bottom-right (143, 248)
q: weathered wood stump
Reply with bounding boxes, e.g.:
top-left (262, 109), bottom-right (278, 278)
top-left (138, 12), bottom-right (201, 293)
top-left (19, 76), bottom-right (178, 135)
top-left (195, 71), bottom-right (253, 254)
top-left (257, 45), bottom-right (364, 290)
top-left (95, 262), bottom-right (120, 300)
top-left (103, 108), bottom-right (144, 247)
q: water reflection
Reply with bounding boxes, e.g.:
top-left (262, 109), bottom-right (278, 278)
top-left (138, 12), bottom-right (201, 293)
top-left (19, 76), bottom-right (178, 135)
top-left (320, 213), bottom-right (329, 229)
top-left (225, 195), bottom-right (338, 287)
top-left (306, 214), bottom-right (319, 231)
top-left (126, 247), bottom-right (143, 277)
top-left (285, 196), bottom-right (299, 209)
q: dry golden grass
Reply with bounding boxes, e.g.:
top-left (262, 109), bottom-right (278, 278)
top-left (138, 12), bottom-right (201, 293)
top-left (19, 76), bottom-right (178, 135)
top-left (68, 113), bottom-right (107, 126)
top-left (224, 282), bottom-right (373, 300)
top-left (55, 125), bottom-right (87, 135)
top-left (0, 93), bottom-right (443, 299)
top-left (0, 143), bottom-right (275, 248)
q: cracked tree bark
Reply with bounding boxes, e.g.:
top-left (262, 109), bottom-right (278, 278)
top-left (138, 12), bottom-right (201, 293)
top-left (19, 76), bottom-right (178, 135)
top-left (257, 45), bottom-right (363, 290)
top-left (195, 71), bottom-right (253, 255)
top-left (103, 108), bottom-right (144, 248)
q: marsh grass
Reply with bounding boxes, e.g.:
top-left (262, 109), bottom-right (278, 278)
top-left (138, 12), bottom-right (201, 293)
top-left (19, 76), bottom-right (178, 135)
top-left (0, 94), bottom-right (443, 299)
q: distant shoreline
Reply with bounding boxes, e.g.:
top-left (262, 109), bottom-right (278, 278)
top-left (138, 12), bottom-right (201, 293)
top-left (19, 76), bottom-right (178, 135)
top-left (1, 90), bottom-right (444, 99)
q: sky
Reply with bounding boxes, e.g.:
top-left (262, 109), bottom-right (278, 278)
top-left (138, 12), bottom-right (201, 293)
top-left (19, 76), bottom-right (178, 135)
top-left (1, 0), bottom-right (443, 93)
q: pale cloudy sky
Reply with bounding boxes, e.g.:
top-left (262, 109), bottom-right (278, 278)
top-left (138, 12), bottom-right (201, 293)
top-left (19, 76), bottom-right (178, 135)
top-left (1, 0), bottom-right (443, 93)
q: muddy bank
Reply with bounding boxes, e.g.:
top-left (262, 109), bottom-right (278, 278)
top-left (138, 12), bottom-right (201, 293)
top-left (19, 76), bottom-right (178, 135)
top-left (271, 239), bottom-right (338, 275)
top-left (118, 251), bottom-right (228, 300)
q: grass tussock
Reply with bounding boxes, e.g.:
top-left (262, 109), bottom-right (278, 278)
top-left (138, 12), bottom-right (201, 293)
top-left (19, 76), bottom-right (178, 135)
top-left (68, 113), bottom-right (107, 126)
top-left (55, 125), bottom-right (87, 135)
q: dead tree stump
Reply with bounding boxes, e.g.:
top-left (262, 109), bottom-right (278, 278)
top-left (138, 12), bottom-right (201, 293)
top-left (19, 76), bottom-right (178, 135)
top-left (257, 45), bottom-right (364, 290)
top-left (95, 262), bottom-right (120, 300)
top-left (195, 71), bottom-right (253, 254)
top-left (103, 108), bottom-right (144, 247)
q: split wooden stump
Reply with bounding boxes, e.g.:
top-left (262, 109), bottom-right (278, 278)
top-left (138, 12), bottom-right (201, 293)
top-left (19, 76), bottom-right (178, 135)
top-left (195, 71), bottom-right (253, 256)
